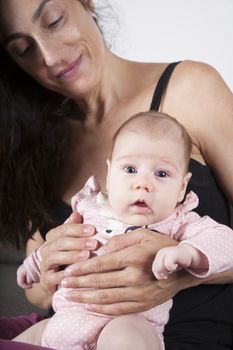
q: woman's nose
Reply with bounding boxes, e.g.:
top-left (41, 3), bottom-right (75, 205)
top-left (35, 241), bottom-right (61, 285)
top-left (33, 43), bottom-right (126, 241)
top-left (36, 38), bottom-right (59, 67)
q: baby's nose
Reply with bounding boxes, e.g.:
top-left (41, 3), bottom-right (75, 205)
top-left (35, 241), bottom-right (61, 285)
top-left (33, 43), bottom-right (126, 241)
top-left (133, 181), bottom-right (152, 192)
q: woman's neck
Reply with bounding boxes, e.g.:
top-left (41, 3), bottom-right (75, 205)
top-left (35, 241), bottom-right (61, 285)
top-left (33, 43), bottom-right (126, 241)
top-left (71, 52), bottom-right (161, 128)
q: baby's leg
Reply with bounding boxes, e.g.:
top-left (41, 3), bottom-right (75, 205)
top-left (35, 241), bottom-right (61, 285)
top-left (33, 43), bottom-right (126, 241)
top-left (97, 315), bottom-right (163, 350)
top-left (13, 319), bottom-right (49, 345)
top-left (42, 308), bottom-right (112, 349)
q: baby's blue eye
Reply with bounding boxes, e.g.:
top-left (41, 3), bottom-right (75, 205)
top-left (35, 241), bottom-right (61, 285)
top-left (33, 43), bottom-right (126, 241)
top-left (125, 166), bottom-right (137, 174)
top-left (155, 170), bottom-right (167, 178)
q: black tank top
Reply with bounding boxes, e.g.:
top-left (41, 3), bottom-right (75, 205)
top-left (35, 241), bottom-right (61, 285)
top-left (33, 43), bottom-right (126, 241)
top-left (152, 63), bottom-right (233, 350)
top-left (150, 61), bottom-right (231, 225)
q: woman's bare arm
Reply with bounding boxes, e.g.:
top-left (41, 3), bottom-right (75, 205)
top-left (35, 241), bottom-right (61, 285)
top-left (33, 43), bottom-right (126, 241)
top-left (203, 269), bottom-right (233, 284)
top-left (165, 60), bottom-right (233, 203)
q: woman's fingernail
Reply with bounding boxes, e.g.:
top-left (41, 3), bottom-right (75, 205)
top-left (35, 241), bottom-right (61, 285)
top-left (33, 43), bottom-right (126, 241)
top-left (78, 250), bottom-right (89, 259)
top-left (61, 279), bottom-right (69, 287)
top-left (97, 247), bottom-right (107, 255)
top-left (64, 268), bottom-right (73, 277)
top-left (83, 226), bottom-right (94, 235)
top-left (85, 304), bottom-right (95, 311)
top-left (85, 240), bottom-right (96, 249)
top-left (65, 292), bottom-right (72, 300)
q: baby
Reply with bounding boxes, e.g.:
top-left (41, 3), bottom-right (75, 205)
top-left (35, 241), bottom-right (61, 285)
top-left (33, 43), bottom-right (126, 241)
top-left (17, 111), bottom-right (233, 350)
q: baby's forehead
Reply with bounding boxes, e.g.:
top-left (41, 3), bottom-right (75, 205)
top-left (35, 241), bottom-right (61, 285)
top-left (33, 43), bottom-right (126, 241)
top-left (116, 127), bottom-right (183, 145)
top-left (113, 129), bottom-right (186, 164)
top-left (114, 133), bottom-right (183, 157)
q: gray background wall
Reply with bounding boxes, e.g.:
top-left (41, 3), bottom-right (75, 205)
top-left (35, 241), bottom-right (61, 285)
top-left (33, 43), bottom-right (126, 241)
top-left (109, 0), bottom-right (233, 91)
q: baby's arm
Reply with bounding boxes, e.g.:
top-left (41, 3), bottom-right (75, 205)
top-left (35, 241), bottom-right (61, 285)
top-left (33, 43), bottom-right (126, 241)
top-left (17, 247), bottom-right (42, 289)
top-left (152, 244), bottom-right (208, 279)
top-left (17, 264), bottom-right (34, 289)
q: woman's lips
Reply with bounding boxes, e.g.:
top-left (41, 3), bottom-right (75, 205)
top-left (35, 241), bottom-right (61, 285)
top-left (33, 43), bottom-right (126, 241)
top-left (56, 56), bottom-right (82, 80)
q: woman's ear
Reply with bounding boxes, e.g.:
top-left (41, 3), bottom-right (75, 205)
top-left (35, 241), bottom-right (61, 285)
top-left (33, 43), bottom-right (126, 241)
top-left (178, 172), bottom-right (192, 202)
top-left (106, 159), bottom-right (111, 191)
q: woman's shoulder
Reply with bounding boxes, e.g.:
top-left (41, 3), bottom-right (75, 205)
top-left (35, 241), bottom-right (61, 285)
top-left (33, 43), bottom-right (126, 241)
top-left (161, 59), bottom-right (232, 126)
top-left (168, 59), bottom-right (227, 96)
top-left (160, 59), bottom-right (233, 170)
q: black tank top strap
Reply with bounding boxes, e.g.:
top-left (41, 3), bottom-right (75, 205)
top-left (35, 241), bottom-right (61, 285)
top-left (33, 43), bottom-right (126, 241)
top-left (150, 61), bottom-right (181, 111)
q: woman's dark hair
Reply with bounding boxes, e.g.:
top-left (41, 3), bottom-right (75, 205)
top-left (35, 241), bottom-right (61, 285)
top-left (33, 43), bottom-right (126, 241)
top-left (0, 46), bottom-right (81, 248)
top-left (0, 0), bottom-right (119, 248)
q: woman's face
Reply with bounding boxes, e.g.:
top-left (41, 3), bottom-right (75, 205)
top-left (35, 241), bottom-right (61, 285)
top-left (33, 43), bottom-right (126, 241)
top-left (0, 0), bottom-right (106, 99)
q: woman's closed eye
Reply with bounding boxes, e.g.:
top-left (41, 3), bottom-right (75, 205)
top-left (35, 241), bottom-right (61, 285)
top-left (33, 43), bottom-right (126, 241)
top-left (41, 3), bottom-right (66, 31)
top-left (10, 41), bottom-right (34, 58)
top-left (47, 15), bottom-right (63, 30)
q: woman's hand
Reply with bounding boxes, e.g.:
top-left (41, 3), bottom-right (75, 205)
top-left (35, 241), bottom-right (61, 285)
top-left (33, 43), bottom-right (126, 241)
top-left (61, 229), bottom-right (197, 315)
top-left (39, 212), bottom-right (97, 297)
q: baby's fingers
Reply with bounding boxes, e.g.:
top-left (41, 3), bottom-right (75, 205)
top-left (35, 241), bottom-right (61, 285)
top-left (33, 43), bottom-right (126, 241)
top-left (164, 257), bottom-right (178, 273)
top-left (152, 252), bottom-right (167, 279)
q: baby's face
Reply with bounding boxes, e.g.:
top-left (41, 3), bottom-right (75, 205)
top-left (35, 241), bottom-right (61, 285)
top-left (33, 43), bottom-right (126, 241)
top-left (106, 131), bottom-right (191, 225)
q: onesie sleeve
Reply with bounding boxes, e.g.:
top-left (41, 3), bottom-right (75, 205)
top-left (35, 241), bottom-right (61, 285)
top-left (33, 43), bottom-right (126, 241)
top-left (171, 191), bottom-right (233, 277)
top-left (71, 175), bottom-right (101, 214)
top-left (178, 215), bottom-right (233, 277)
top-left (22, 245), bottom-right (43, 283)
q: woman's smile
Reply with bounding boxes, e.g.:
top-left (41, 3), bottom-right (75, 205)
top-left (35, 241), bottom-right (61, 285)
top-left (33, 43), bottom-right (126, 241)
top-left (56, 55), bottom-right (83, 81)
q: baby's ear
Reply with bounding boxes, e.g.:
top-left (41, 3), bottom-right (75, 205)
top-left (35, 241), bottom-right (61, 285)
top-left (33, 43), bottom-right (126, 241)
top-left (106, 159), bottom-right (111, 190)
top-left (185, 172), bottom-right (192, 184)
top-left (178, 172), bottom-right (192, 202)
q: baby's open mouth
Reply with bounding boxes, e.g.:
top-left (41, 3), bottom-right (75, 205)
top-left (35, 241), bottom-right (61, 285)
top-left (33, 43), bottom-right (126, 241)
top-left (130, 200), bottom-right (152, 214)
top-left (134, 200), bottom-right (148, 207)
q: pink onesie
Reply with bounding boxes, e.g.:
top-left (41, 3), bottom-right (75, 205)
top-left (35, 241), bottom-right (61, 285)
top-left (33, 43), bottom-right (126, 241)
top-left (21, 176), bottom-right (233, 350)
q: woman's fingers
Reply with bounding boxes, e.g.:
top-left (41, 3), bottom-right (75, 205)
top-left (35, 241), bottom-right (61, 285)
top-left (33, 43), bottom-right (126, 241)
top-left (64, 283), bottom-right (157, 315)
top-left (41, 250), bottom-right (91, 271)
top-left (63, 231), bottom-right (168, 278)
top-left (38, 220), bottom-right (96, 295)
top-left (40, 269), bottom-right (65, 295)
top-left (86, 301), bottom-right (143, 316)
top-left (64, 250), bottom-right (126, 276)
top-left (40, 236), bottom-right (98, 270)
top-left (62, 261), bottom-right (152, 289)
top-left (62, 270), bottom-right (125, 289)
top-left (45, 222), bottom-right (95, 242)
top-left (98, 230), bottom-right (150, 255)
top-left (98, 228), bottom-right (177, 255)
top-left (44, 236), bottom-right (98, 254)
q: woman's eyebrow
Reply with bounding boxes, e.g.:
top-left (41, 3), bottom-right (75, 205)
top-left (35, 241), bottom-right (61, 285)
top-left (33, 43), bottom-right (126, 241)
top-left (3, 0), bottom-right (52, 47)
top-left (3, 33), bottom-right (27, 47)
top-left (32, 0), bottom-right (52, 23)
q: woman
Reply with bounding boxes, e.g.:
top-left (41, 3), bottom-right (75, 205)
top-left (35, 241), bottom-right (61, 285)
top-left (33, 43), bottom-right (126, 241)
top-left (0, 0), bottom-right (232, 349)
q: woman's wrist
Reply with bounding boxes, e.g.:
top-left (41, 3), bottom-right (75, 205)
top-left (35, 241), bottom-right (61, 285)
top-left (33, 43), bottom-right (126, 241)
top-left (158, 269), bottom-right (202, 296)
top-left (25, 283), bottom-right (52, 310)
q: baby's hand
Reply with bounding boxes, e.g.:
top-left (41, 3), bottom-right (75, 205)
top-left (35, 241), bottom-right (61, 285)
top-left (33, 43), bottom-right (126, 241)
top-left (16, 264), bottom-right (34, 289)
top-left (152, 244), bottom-right (195, 279)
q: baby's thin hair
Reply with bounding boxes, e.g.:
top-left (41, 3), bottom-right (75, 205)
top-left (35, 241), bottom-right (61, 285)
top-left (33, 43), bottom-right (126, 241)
top-left (112, 111), bottom-right (192, 170)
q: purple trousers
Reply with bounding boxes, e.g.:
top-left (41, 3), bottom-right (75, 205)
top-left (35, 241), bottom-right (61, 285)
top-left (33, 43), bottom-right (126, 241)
top-left (0, 313), bottom-right (52, 349)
